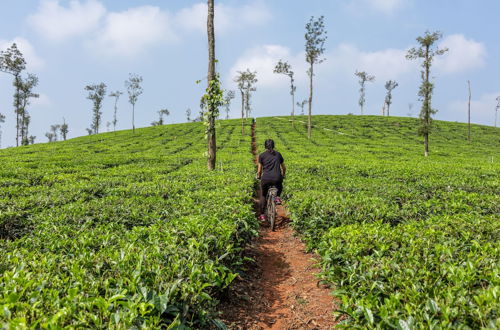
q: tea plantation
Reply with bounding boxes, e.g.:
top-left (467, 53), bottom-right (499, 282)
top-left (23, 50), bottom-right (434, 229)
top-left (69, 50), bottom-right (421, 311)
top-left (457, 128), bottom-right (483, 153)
top-left (0, 119), bottom-right (257, 328)
top-left (256, 115), bottom-right (499, 329)
top-left (1, 115), bottom-right (498, 328)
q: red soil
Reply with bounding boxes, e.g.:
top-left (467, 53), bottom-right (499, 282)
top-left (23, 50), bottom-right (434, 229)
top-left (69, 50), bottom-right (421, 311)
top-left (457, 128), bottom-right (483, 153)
top-left (217, 121), bottom-right (337, 329)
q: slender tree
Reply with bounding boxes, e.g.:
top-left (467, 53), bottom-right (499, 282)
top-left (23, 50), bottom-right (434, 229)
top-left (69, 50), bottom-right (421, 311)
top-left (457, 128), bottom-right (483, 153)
top-left (45, 132), bottom-right (55, 142)
top-left (384, 80), bottom-right (398, 116)
top-left (186, 108), bottom-right (191, 122)
top-left (305, 15), bottom-right (327, 139)
top-left (467, 80), bottom-right (471, 142)
top-left (0, 113), bottom-right (5, 148)
top-left (407, 31), bottom-right (448, 157)
top-left (0, 43), bottom-right (26, 146)
top-left (495, 96), bottom-right (500, 128)
top-left (234, 70), bottom-right (257, 134)
top-left (205, 0), bottom-right (217, 170)
top-left (50, 124), bottom-right (60, 141)
top-left (109, 90), bottom-right (122, 132)
top-left (125, 73), bottom-right (143, 133)
top-left (60, 118), bottom-right (69, 140)
top-left (16, 73), bottom-right (39, 145)
top-left (407, 103), bottom-right (414, 117)
top-left (85, 83), bottom-right (107, 135)
top-left (274, 60), bottom-right (297, 124)
top-left (297, 99), bottom-right (307, 115)
top-left (152, 108), bottom-right (170, 126)
top-left (355, 70), bottom-right (375, 115)
top-left (224, 90), bottom-right (235, 119)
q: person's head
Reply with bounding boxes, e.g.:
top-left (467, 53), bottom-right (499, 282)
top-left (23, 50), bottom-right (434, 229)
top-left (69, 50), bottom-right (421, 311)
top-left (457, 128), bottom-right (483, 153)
top-left (264, 139), bottom-right (275, 151)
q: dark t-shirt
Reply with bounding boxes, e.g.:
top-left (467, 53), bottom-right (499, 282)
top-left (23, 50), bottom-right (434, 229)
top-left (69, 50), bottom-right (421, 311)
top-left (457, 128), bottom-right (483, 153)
top-left (259, 150), bottom-right (284, 181)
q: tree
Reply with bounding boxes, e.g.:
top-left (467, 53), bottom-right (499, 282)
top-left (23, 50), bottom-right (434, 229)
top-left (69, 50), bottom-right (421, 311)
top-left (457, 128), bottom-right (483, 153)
top-left (60, 118), bottom-right (69, 141)
top-left (407, 31), bottom-right (448, 157)
top-left (0, 113), bottom-right (5, 148)
top-left (355, 70), bottom-right (375, 115)
top-left (297, 99), bottom-right (307, 115)
top-left (223, 90), bottom-right (235, 119)
top-left (45, 132), bottom-right (55, 142)
top-left (16, 73), bottom-right (39, 145)
top-left (50, 124), bottom-right (60, 141)
top-left (305, 15), bottom-right (327, 139)
top-left (152, 108), bottom-right (170, 126)
top-left (234, 69), bottom-right (257, 134)
top-left (0, 43), bottom-right (26, 146)
top-left (407, 103), bottom-right (414, 117)
top-left (28, 135), bottom-right (35, 144)
top-left (85, 128), bottom-right (93, 135)
top-left (85, 83), bottom-right (107, 135)
top-left (274, 60), bottom-right (296, 124)
top-left (186, 108), bottom-right (191, 122)
top-left (125, 73), bottom-right (143, 133)
top-left (204, 0), bottom-right (218, 170)
top-left (384, 80), bottom-right (398, 116)
top-left (109, 90), bottom-right (122, 132)
top-left (493, 97), bottom-right (499, 127)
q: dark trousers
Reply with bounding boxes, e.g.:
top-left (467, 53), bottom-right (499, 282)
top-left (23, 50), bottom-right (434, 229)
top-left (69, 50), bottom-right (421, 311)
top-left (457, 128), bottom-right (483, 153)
top-left (260, 179), bottom-right (283, 215)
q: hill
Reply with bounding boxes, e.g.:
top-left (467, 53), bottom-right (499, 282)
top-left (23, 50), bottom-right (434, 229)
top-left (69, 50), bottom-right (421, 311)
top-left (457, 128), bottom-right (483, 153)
top-left (255, 115), bottom-right (499, 328)
top-left (0, 115), bottom-right (498, 328)
top-left (0, 119), bottom-right (257, 328)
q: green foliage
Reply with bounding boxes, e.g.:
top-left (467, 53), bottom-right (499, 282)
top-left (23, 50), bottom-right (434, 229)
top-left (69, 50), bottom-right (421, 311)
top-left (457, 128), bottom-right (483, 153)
top-left (305, 16), bottom-right (327, 66)
top-left (256, 115), bottom-right (499, 328)
top-left (0, 119), bottom-right (257, 328)
top-left (406, 31), bottom-right (448, 137)
top-left (85, 83), bottom-right (107, 135)
top-left (201, 73), bottom-right (224, 138)
top-left (355, 71), bottom-right (375, 115)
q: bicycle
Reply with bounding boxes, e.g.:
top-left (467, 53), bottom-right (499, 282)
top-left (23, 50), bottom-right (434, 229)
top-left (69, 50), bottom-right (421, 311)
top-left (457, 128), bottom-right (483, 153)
top-left (266, 186), bottom-right (279, 231)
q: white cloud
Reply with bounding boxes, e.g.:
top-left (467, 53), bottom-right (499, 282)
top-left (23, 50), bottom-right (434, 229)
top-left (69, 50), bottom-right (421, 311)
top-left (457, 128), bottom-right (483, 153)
top-left (329, 44), bottom-right (412, 81)
top-left (28, 0), bottom-right (105, 42)
top-left (228, 43), bottom-right (413, 90)
top-left (228, 45), bottom-right (305, 88)
top-left (0, 37), bottom-right (44, 70)
top-left (435, 34), bottom-right (487, 74)
top-left (446, 92), bottom-right (499, 126)
top-left (368, 0), bottom-right (406, 13)
top-left (176, 1), bottom-right (272, 34)
top-left (347, 0), bottom-right (408, 14)
top-left (88, 6), bottom-right (174, 57)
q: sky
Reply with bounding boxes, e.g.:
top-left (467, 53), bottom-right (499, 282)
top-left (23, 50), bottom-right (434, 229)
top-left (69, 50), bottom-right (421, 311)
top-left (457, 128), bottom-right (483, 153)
top-left (0, 0), bottom-right (499, 147)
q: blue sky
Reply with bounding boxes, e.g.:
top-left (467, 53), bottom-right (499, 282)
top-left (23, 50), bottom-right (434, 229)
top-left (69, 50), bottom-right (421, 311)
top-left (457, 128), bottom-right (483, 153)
top-left (1, 0), bottom-right (499, 146)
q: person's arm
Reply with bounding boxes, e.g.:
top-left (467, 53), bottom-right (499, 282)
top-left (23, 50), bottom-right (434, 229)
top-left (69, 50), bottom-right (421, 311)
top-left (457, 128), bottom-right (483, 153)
top-left (257, 162), bottom-right (263, 179)
top-left (281, 162), bottom-right (286, 178)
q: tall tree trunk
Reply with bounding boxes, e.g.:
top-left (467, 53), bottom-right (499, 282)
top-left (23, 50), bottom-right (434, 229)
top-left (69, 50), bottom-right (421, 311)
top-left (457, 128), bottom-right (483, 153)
top-left (291, 87), bottom-right (295, 128)
top-left (14, 74), bottom-right (20, 147)
top-left (207, 0), bottom-right (216, 170)
top-left (132, 103), bottom-right (135, 133)
top-left (240, 90), bottom-right (245, 135)
top-left (467, 80), bottom-right (471, 142)
top-left (424, 133), bottom-right (429, 157)
top-left (307, 63), bottom-right (313, 139)
top-left (424, 46), bottom-right (430, 157)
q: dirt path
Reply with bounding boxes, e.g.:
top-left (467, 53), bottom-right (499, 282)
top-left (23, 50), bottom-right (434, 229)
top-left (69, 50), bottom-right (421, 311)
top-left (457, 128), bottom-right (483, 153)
top-left (218, 121), bottom-right (337, 329)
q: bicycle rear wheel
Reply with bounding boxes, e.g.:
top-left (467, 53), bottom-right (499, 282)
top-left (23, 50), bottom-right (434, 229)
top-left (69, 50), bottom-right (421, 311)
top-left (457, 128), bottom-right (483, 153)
top-left (267, 188), bottom-right (278, 231)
